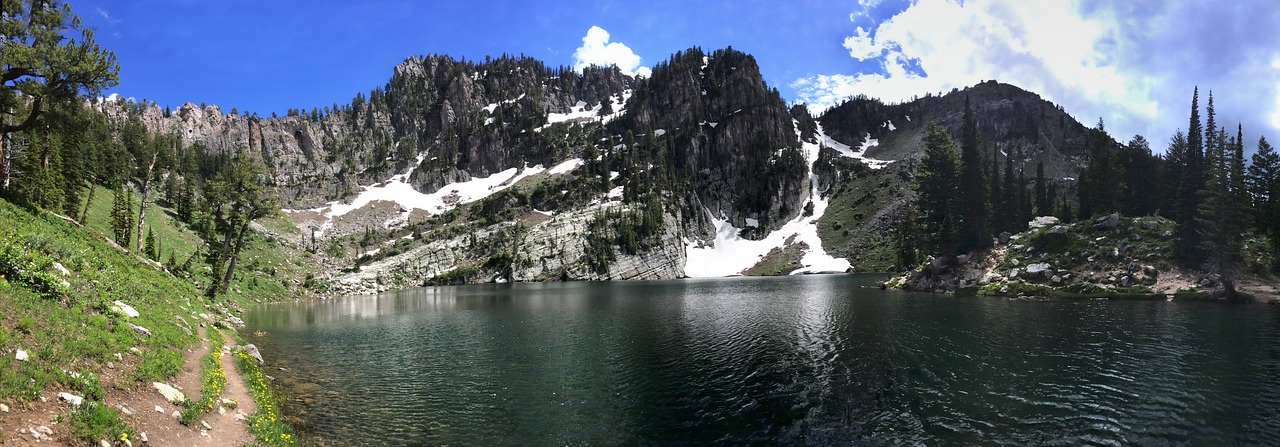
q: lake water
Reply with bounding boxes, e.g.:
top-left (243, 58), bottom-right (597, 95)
top-left (244, 275), bottom-right (1280, 446)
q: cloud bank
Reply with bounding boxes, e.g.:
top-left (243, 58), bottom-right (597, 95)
top-left (793, 0), bottom-right (1280, 152)
top-left (573, 26), bottom-right (651, 78)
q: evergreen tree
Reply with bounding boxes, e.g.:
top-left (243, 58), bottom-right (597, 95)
top-left (1079, 118), bottom-right (1120, 217)
top-left (1197, 125), bottom-right (1248, 297)
top-left (894, 202), bottom-right (919, 269)
top-left (1000, 148), bottom-right (1016, 232)
top-left (1174, 89), bottom-right (1206, 265)
top-left (144, 226), bottom-right (157, 260)
top-left (1034, 162), bottom-right (1049, 215)
top-left (1248, 135), bottom-right (1280, 270)
top-left (957, 97), bottom-right (990, 252)
top-left (914, 122), bottom-right (961, 257)
top-left (110, 186), bottom-right (135, 248)
top-left (1, 0), bottom-right (120, 191)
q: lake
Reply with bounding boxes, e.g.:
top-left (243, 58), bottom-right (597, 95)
top-left (244, 274), bottom-right (1280, 446)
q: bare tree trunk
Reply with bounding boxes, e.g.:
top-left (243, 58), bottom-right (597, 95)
top-left (220, 221), bottom-right (251, 293)
top-left (134, 151), bottom-right (158, 253)
top-left (1, 131), bottom-right (9, 191)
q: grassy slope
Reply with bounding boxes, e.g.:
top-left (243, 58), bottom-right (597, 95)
top-left (0, 190), bottom-right (312, 438)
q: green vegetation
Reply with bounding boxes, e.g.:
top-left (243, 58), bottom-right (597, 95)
top-left (180, 330), bottom-right (229, 425)
top-left (63, 401), bottom-right (134, 446)
top-left (234, 347), bottom-right (300, 447)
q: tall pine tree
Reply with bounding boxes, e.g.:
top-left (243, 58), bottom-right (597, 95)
top-left (1248, 135), bottom-right (1280, 270)
top-left (915, 122), bottom-right (961, 258)
top-left (957, 97), bottom-right (990, 252)
top-left (1174, 88), bottom-right (1206, 265)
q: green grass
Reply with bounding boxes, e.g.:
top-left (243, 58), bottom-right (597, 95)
top-left (180, 329), bottom-right (227, 425)
top-left (62, 401), bottom-right (134, 445)
top-left (817, 162), bottom-right (904, 272)
top-left (231, 333), bottom-right (300, 447)
top-left (0, 198), bottom-right (201, 401)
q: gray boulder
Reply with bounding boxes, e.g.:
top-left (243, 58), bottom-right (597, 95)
top-left (1093, 212), bottom-right (1120, 230)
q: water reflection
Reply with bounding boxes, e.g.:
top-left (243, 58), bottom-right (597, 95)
top-left (246, 276), bottom-right (1280, 446)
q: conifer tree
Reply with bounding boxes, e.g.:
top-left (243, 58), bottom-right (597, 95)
top-left (110, 186), bottom-right (134, 248)
top-left (1197, 124), bottom-right (1248, 297)
top-left (1248, 135), bottom-right (1280, 270)
top-left (1174, 89), bottom-right (1206, 265)
top-left (1034, 162), bottom-right (1049, 215)
top-left (914, 122), bottom-right (961, 257)
top-left (1079, 118), bottom-right (1120, 217)
top-left (957, 97), bottom-right (990, 252)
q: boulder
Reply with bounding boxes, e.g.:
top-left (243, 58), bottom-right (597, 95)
top-left (128, 323), bottom-right (152, 338)
top-left (1028, 216), bottom-right (1060, 229)
top-left (58, 392), bottom-right (84, 406)
top-left (1026, 263), bottom-right (1052, 276)
top-left (111, 300), bottom-right (140, 318)
top-left (1093, 212), bottom-right (1120, 230)
top-left (15, 349), bottom-right (29, 361)
top-left (51, 262), bottom-right (70, 276)
top-left (153, 382), bottom-right (187, 403)
top-left (998, 232), bottom-right (1012, 245)
top-left (1140, 220), bottom-right (1160, 230)
top-left (1050, 275), bottom-right (1063, 284)
top-left (238, 344), bottom-right (264, 365)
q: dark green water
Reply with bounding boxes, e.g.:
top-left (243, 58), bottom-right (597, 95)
top-left (244, 275), bottom-right (1280, 446)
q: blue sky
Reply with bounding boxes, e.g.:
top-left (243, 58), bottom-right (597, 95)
top-left (77, 0), bottom-right (1280, 152)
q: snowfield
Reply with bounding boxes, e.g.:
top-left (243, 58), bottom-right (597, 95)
top-left (286, 154), bottom-right (545, 236)
top-left (683, 121), bottom-right (854, 277)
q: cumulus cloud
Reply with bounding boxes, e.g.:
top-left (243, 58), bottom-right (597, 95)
top-left (794, 0), bottom-right (1280, 151)
top-left (572, 26), bottom-right (651, 78)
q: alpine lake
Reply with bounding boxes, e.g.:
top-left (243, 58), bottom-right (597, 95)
top-left (244, 274), bottom-right (1280, 446)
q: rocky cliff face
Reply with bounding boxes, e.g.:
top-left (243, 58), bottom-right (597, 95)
top-left (617, 47), bottom-right (808, 236)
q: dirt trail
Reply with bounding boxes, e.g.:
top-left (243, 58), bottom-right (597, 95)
top-left (1, 326), bottom-right (258, 446)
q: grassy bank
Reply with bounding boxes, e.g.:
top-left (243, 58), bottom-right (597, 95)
top-left (0, 195), bottom-right (305, 443)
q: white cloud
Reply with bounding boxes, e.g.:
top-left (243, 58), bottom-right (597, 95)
top-left (572, 26), bottom-right (650, 77)
top-left (793, 0), bottom-right (1280, 149)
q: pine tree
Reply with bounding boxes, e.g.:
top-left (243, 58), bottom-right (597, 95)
top-left (957, 97), bottom-right (990, 252)
top-left (1197, 124), bottom-right (1247, 298)
top-left (1174, 89), bottom-right (1206, 265)
top-left (1034, 162), bottom-right (1049, 215)
top-left (144, 226), bottom-right (157, 260)
top-left (1248, 135), bottom-right (1280, 270)
top-left (1079, 118), bottom-right (1120, 217)
top-left (915, 122), bottom-right (961, 257)
top-left (110, 186), bottom-right (135, 248)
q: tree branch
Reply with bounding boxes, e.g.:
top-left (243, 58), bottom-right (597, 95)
top-left (0, 96), bottom-right (43, 133)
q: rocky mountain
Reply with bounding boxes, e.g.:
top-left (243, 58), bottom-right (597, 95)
top-left (97, 49), bottom-right (1101, 292)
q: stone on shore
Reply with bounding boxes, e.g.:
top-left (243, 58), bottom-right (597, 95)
top-left (238, 344), bottom-right (264, 364)
top-left (111, 300), bottom-right (140, 318)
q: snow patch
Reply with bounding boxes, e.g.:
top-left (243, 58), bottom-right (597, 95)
top-left (287, 155), bottom-right (545, 237)
top-left (654, 129), bottom-right (666, 137)
top-left (548, 158), bottom-right (584, 175)
top-left (684, 121), bottom-right (854, 277)
top-left (885, 120), bottom-right (896, 131)
top-left (541, 90), bottom-right (631, 130)
top-left (745, 218), bottom-right (759, 228)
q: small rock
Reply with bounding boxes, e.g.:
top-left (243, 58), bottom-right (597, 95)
top-left (1141, 220), bottom-right (1160, 230)
top-left (58, 392), bottom-right (84, 406)
top-left (107, 361), bottom-right (115, 369)
top-left (956, 254), bottom-right (970, 264)
top-left (218, 405), bottom-right (226, 415)
top-left (114, 352), bottom-right (123, 361)
top-left (128, 323), bottom-right (152, 338)
top-left (52, 262), bottom-right (70, 276)
top-left (172, 410), bottom-right (181, 419)
top-left (1010, 258), bottom-right (1020, 266)
top-left (1029, 216), bottom-right (1060, 229)
top-left (111, 300), bottom-right (140, 318)
top-left (117, 404), bottom-right (134, 415)
top-left (201, 420), bottom-right (212, 430)
top-left (1050, 225), bottom-right (1068, 235)
top-left (1051, 275), bottom-right (1063, 284)
top-left (998, 232), bottom-right (1012, 244)
top-left (155, 405), bottom-right (165, 413)
top-left (233, 411), bottom-right (247, 422)
top-left (140, 432), bottom-right (148, 443)
top-left (1, 403), bottom-right (9, 412)
top-left (220, 398), bottom-right (237, 409)
top-left (153, 382), bottom-right (187, 403)
top-left (129, 347), bottom-right (142, 354)
top-left (100, 439), bottom-right (111, 447)
top-left (15, 349), bottom-right (29, 361)
top-left (238, 344), bottom-right (264, 365)
top-left (37, 425), bottom-right (53, 435)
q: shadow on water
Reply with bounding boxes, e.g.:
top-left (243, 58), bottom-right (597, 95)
top-left (245, 275), bottom-right (1280, 446)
